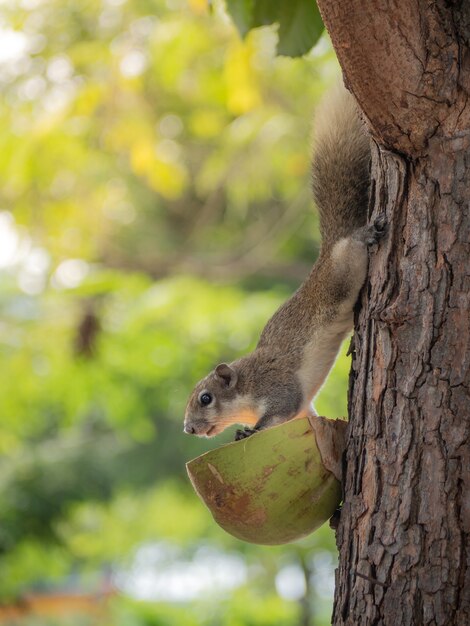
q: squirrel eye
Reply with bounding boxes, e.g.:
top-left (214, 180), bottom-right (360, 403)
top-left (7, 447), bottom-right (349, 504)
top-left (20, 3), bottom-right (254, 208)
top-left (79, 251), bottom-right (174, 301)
top-left (199, 392), bottom-right (212, 406)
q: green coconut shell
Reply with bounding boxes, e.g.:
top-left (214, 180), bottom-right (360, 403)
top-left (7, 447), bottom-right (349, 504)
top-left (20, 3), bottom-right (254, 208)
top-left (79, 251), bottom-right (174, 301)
top-left (186, 416), bottom-right (346, 545)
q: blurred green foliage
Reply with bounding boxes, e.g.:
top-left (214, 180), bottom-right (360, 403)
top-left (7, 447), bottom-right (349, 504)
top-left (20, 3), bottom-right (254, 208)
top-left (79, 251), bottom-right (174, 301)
top-left (0, 0), bottom-right (346, 624)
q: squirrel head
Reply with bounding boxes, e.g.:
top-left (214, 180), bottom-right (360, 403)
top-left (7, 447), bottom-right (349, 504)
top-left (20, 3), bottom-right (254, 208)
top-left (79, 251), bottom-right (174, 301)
top-left (184, 363), bottom-right (243, 437)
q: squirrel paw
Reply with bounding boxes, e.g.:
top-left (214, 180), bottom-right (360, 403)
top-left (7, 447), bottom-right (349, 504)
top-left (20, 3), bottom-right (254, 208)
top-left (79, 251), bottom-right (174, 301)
top-left (235, 427), bottom-right (257, 441)
top-left (363, 215), bottom-right (387, 246)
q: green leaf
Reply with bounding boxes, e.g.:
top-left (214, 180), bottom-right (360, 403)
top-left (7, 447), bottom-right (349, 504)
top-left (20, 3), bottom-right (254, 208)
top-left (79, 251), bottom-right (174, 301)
top-left (225, 0), bottom-right (255, 36)
top-left (277, 1), bottom-right (324, 57)
top-left (225, 0), bottom-right (324, 57)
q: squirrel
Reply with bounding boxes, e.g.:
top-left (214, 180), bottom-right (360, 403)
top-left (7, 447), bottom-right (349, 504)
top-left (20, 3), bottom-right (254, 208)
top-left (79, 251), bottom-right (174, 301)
top-left (184, 84), bottom-right (385, 440)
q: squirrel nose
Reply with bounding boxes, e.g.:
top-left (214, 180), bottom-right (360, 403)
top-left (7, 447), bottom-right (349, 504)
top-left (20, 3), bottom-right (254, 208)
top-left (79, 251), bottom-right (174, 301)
top-left (184, 424), bottom-right (196, 435)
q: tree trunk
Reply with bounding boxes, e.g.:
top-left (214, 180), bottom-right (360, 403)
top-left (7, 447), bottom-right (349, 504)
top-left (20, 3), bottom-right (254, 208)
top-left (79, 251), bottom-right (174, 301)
top-left (316, 1), bottom-right (470, 624)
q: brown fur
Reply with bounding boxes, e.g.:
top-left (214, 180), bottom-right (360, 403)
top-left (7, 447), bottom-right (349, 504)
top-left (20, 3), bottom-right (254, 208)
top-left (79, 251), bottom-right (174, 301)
top-left (184, 85), bottom-right (375, 438)
top-left (312, 84), bottom-right (370, 246)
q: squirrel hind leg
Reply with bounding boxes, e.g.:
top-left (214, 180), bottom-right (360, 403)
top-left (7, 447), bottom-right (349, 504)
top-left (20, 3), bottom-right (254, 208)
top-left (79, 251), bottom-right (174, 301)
top-left (356, 215), bottom-right (388, 247)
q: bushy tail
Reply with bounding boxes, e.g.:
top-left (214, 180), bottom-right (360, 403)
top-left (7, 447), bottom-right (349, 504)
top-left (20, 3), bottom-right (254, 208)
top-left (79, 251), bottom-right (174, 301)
top-left (311, 84), bottom-right (371, 247)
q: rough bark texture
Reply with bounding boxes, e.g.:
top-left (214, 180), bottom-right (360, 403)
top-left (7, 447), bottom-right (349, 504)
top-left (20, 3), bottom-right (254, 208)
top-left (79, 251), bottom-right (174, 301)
top-left (316, 1), bottom-right (470, 624)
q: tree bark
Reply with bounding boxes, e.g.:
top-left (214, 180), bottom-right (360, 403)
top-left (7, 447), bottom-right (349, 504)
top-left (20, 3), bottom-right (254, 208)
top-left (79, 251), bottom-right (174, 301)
top-left (316, 1), bottom-right (470, 624)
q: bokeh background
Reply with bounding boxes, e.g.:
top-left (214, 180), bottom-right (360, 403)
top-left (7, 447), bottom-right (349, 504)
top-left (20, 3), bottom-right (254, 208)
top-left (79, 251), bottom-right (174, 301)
top-left (0, 0), bottom-right (350, 624)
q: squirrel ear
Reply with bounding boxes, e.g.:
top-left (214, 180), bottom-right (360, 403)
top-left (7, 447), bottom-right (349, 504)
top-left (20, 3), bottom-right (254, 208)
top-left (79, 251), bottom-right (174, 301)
top-left (215, 363), bottom-right (237, 389)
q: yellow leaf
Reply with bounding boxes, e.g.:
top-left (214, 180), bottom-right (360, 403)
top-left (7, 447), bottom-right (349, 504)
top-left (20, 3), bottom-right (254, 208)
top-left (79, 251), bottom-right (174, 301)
top-left (148, 159), bottom-right (188, 199)
top-left (224, 36), bottom-right (262, 115)
top-left (189, 109), bottom-right (225, 138)
top-left (188, 0), bottom-right (208, 15)
top-left (130, 139), bottom-right (155, 175)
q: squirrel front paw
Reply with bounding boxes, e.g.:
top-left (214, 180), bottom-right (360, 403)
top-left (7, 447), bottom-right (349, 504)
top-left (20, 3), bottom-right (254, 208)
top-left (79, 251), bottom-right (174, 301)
top-left (235, 427), bottom-right (257, 441)
top-left (363, 215), bottom-right (387, 246)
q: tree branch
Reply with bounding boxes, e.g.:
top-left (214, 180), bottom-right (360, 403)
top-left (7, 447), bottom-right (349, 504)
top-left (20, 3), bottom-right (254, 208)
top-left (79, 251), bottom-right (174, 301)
top-left (316, 0), bottom-right (470, 153)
